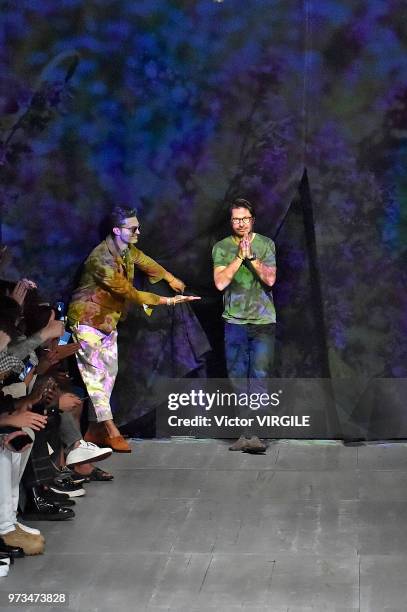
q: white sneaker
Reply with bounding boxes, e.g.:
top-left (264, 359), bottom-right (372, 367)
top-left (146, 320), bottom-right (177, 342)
top-left (49, 483), bottom-right (86, 498)
top-left (66, 440), bottom-right (112, 467)
top-left (0, 557), bottom-right (10, 577)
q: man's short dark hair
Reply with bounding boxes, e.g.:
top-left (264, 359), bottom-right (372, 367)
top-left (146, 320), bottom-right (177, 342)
top-left (0, 296), bottom-right (22, 324)
top-left (24, 304), bottom-right (53, 337)
top-left (229, 198), bottom-right (255, 218)
top-left (0, 316), bottom-right (19, 340)
top-left (109, 206), bottom-right (138, 232)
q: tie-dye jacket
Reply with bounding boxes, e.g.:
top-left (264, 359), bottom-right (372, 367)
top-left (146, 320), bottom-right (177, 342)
top-left (67, 236), bottom-right (166, 333)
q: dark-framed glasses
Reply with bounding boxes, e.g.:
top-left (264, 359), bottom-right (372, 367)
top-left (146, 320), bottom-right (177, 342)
top-left (121, 225), bottom-right (140, 234)
top-left (231, 217), bottom-right (253, 225)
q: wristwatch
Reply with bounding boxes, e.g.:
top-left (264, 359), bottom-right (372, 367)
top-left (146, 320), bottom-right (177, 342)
top-left (247, 253), bottom-right (257, 261)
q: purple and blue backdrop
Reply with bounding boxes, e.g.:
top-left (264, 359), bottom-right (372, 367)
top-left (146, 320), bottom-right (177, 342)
top-left (1, 1), bottom-right (406, 434)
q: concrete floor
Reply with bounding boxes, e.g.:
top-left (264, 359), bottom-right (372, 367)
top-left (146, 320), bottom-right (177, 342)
top-left (2, 438), bottom-right (407, 612)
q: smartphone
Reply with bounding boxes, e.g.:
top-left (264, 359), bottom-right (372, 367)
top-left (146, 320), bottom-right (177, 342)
top-left (9, 434), bottom-right (33, 452)
top-left (58, 331), bottom-right (72, 346)
top-left (18, 361), bottom-right (35, 381)
top-left (55, 301), bottom-right (65, 321)
top-left (30, 403), bottom-right (47, 415)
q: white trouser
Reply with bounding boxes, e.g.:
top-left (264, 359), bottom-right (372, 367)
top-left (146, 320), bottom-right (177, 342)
top-left (0, 431), bottom-right (34, 535)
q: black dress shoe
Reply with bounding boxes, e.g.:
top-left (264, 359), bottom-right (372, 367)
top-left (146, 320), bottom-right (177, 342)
top-left (22, 487), bottom-right (75, 521)
top-left (0, 552), bottom-right (14, 565)
top-left (0, 538), bottom-right (24, 559)
top-left (42, 490), bottom-right (76, 507)
top-left (42, 485), bottom-right (70, 500)
top-left (41, 486), bottom-right (76, 506)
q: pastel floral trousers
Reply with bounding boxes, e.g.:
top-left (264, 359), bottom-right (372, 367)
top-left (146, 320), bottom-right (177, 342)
top-left (71, 325), bottom-right (118, 422)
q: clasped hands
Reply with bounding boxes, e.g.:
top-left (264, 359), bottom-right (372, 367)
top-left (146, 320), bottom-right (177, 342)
top-left (238, 236), bottom-right (253, 260)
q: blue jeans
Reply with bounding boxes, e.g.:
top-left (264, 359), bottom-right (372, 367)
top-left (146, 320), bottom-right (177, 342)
top-left (224, 322), bottom-right (275, 380)
top-left (224, 322), bottom-right (275, 433)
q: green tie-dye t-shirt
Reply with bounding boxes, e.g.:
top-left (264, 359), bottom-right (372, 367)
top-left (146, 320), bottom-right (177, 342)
top-left (212, 233), bottom-right (276, 324)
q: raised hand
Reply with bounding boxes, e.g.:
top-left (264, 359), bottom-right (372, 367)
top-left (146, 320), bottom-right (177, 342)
top-left (167, 276), bottom-right (186, 293)
top-left (21, 278), bottom-right (37, 289)
top-left (10, 280), bottom-right (28, 306)
top-left (39, 313), bottom-right (65, 342)
top-left (10, 278), bottom-right (37, 306)
top-left (0, 330), bottom-right (11, 352)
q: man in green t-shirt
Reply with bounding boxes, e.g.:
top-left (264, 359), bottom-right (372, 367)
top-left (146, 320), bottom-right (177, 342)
top-left (212, 198), bottom-right (277, 451)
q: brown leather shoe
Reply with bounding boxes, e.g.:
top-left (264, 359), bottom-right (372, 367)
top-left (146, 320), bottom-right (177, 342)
top-left (103, 435), bottom-right (132, 453)
top-left (83, 430), bottom-right (105, 446)
top-left (84, 429), bottom-right (131, 453)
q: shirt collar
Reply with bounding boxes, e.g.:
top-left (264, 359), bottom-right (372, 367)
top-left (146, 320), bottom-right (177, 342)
top-left (106, 235), bottom-right (127, 260)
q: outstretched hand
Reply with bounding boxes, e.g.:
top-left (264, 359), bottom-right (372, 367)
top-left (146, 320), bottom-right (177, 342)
top-left (1, 410), bottom-right (47, 432)
top-left (37, 343), bottom-right (80, 374)
top-left (167, 295), bottom-right (201, 306)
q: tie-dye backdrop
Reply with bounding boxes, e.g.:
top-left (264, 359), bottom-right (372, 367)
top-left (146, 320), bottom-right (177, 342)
top-left (1, 1), bottom-right (406, 403)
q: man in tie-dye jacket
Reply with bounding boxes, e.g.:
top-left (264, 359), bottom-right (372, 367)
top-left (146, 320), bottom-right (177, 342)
top-left (68, 206), bottom-right (199, 452)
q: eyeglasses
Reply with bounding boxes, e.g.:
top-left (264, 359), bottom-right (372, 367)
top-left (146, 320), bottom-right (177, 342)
top-left (121, 225), bottom-right (140, 234)
top-left (231, 217), bottom-right (253, 225)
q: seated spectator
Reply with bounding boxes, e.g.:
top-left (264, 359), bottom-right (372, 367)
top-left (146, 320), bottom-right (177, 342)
top-left (26, 305), bottom-right (114, 482)
top-left (0, 300), bottom-right (80, 519)
top-left (0, 262), bottom-right (114, 512)
top-left (0, 318), bottom-right (47, 566)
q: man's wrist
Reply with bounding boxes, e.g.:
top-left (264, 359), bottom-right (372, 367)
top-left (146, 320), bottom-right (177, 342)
top-left (246, 252), bottom-right (257, 261)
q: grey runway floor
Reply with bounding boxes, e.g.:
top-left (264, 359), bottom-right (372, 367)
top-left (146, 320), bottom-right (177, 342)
top-left (2, 438), bottom-right (407, 612)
